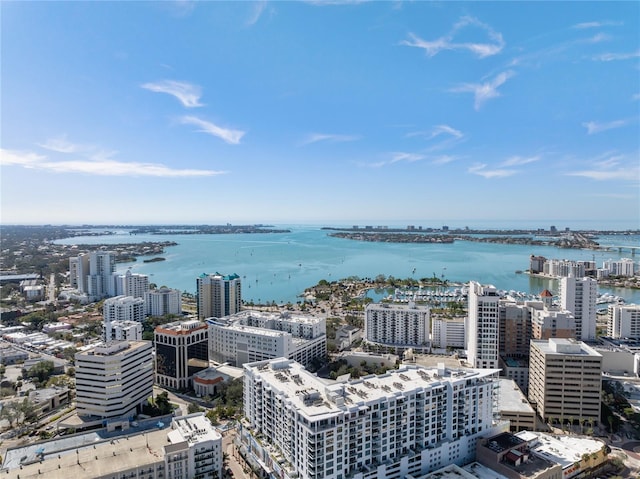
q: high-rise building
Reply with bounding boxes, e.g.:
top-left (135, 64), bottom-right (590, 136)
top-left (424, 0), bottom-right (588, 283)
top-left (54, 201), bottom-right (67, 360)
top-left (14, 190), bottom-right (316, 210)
top-left (603, 258), bottom-right (636, 277)
top-left (498, 301), bottom-right (531, 357)
top-left (528, 338), bottom-right (602, 425)
top-left (75, 341), bottom-right (154, 420)
top-left (81, 251), bottom-right (116, 300)
top-left (560, 276), bottom-right (597, 341)
top-left (113, 269), bottom-right (150, 298)
top-left (241, 358), bottom-right (502, 479)
top-left (607, 303), bottom-right (640, 339)
top-left (207, 310), bottom-right (326, 368)
top-left (104, 320), bottom-right (143, 342)
top-left (431, 317), bottom-right (465, 349)
top-left (364, 302), bottom-right (431, 352)
top-left (466, 281), bottom-right (500, 369)
top-left (69, 253), bottom-right (90, 292)
top-left (103, 295), bottom-right (146, 323)
top-left (145, 287), bottom-right (182, 317)
top-left (154, 320), bottom-right (209, 390)
top-left (196, 272), bottom-right (241, 320)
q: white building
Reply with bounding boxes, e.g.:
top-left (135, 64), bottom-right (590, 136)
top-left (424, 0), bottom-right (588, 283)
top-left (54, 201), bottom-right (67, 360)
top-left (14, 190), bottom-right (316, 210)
top-left (364, 302), bottom-right (431, 352)
top-left (196, 272), bottom-right (241, 320)
top-left (0, 413), bottom-right (222, 479)
top-left (69, 253), bottom-right (90, 292)
top-left (466, 282), bottom-right (500, 369)
top-left (603, 258), bottom-right (636, 277)
top-left (608, 303), bottom-right (640, 339)
top-left (431, 317), bottom-right (465, 349)
top-left (75, 340), bottom-right (154, 420)
top-left (114, 270), bottom-right (150, 298)
top-left (104, 320), bottom-right (143, 341)
top-left (207, 310), bottom-right (326, 368)
top-left (87, 251), bottom-right (116, 299)
top-left (241, 358), bottom-right (503, 479)
top-left (543, 259), bottom-right (594, 278)
top-left (146, 287), bottom-right (182, 317)
top-left (560, 276), bottom-right (597, 341)
top-left (103, 295), bottom-right (146, 323)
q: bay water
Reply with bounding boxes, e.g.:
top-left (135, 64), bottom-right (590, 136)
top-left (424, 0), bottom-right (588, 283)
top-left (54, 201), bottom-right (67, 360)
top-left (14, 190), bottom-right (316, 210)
top-left (55, 226), bottom-right (640, 305)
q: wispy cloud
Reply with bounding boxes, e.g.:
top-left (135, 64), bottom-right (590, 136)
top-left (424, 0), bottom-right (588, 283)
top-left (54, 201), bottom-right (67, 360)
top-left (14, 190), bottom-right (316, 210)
top-left (247, 1), bottom-right (267, 26)
top-left (38, 137), bottom-right (85, 154)
top-left (300, 133), bottom-right (360, 145)
top-left (582, 119), bottom-right (629, 135)
top-left (566, 152), bottom-right (639, 182)
top-left (431, 155), bottom-right (458, 165)
top-left (141, 80), bottom-right (203, 108)
top-left (390, 152), bottom-right (425, 163)
top-left (501, 155), bottom-right (540, 167)
top-left (180, 116), bottom-right (246, 144)
top-left (468, 163), bottom-right (516, 179)
top-left (572, 20), bottom-right (623, 29)
top-left (450, 70), bottom-right (515, 110)
top-left (0, 148), bottom-right (222, 177)
top-left (407, 124), bottom-right (463, 140)
top-left (567, 167), bottom-right (639, 181)
top-left (592, 50), bottom-right (640, 61)
top-left (401, 16), bottom-right (504, 59)
top-left (303, 0), bottom-right (369, 5)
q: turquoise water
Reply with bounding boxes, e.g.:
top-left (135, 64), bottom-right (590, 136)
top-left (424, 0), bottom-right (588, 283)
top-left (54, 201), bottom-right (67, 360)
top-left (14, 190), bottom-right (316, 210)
top-left (55, 226), bottom-right (640, 304)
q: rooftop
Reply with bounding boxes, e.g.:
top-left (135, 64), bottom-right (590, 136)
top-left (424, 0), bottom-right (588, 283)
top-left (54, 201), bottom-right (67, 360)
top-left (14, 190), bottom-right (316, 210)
top-left (497, 379), bottom-right (535, 413)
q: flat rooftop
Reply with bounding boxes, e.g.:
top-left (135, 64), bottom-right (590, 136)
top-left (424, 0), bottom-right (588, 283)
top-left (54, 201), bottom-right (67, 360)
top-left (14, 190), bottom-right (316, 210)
top-left (246, 358), bottom-right (498, 420)
top-left (497, 379), bottom-right (535, 413)
top-left (516, 431), bottom-right (604, 469)
top-left (415, 463), bottom-right (509, 479)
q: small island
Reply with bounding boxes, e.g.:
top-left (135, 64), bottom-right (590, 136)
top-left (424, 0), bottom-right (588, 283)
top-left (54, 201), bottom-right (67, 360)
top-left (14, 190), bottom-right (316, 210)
top-left (143, 257), bottom-right (166, 263)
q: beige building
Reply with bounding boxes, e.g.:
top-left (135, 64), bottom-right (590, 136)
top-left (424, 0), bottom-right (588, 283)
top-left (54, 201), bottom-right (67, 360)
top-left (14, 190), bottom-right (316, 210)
top-left (196, 272), bottom-right (241, 320)
top-left (528, 338), bottom-right (602, 425)
top-left (496, 379), bottom-right (536, 432)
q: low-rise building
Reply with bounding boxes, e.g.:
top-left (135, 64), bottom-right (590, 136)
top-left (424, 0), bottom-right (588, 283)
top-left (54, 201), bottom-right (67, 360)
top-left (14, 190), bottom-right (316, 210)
top-left (496, 379), bottom-right (536, 432)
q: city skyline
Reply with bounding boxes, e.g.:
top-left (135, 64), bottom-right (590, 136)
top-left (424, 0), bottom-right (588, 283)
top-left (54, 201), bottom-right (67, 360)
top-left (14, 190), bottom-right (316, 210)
top-left (1, 1), bottom-right (639, 225)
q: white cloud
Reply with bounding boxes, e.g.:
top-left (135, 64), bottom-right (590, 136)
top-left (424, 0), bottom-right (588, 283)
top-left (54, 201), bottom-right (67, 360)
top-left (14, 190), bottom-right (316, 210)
top-left (582, 119), bottom-right (629, 134)
top-left (450, 70), bottom-right (515, 110)
top-left (586, 32), bottom-right (611, 44)
top-left (468, 163), bottom-right (516, 179)
top-left (390, 152), bottom-right (425, 163)
top-left (592, 50), bottom-right (640, 61)
top-left (572, 20), bottom-right (623, 29)
top-left (501, 155), bottom-right (540, 167)
top-left (180, 116), bottom-right (246, 144)
top-left (567, 167), bottom-right (639, 181)
top-left (0, 148), bottom-right (222, 177)
top-left (408, 124), bottom-right (463, 140)
top-left (141, 80), bottom-right (203, 108)
top-left (38, 137), bottom-right (84, 153)
top-left (431, 155), bottom-right (458, 165)
top-left (300, 133), bottom-right (360, 145)
top-left (401, 16), bottom-right (504, 59)
top-left (0, 149), bottom-right (46, 166)
top-left (247, 1), bottom-right (268, 26)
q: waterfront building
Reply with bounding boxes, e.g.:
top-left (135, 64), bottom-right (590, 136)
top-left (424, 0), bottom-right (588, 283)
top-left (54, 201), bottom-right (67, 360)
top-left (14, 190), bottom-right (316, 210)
top-left (154, 320), bottom-right (209, 390)
top-left (0, 412), bottom-right (222, 479)
top-left (603, 258), bottom-right (636, 277)
top-left (543, 259), bottom-right (595, 278)
top-left (528, 338), bottom-right (602, 425)
top-left (113, 269), bottom-right (150, 298)
top-left (364, 302), bottom-right (431, 353)
top-left (87, 251), bottom-right (116, 299)
top-left (103, 295), bottom-right (146, 323)
top-left (529, 255), bottom-right (547, 274)
top-left (196, 272), bottom-right (241, 320)
top-left (560, 276), bottom-right (597, 341)
top-left (207, 310), bottom-right (326, 368)
top-left (75, 340), bottom-right (154, 420)
top-left (104, 319), bottom-right (143, 341)
top-left (431, 317), bottom-right (465, 349)
top-left (241, 358), bottom-right (502, 479)
top-left (607, 303), bottom-right (640, 339)
top-left (145, 286), bottom-right (182, 317)
top-left (466, 281), bottom-right (500, 369)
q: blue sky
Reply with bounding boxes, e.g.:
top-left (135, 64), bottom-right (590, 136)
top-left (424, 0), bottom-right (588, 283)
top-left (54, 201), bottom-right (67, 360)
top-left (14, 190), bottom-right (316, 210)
top-left (1, 1), bottom-right (639, 227)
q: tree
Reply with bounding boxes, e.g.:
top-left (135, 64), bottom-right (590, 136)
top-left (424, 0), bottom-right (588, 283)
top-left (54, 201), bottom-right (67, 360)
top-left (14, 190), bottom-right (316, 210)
top-left (188, 403), bottom-right (202, 414)
top-left (155, 391), bottom-right (173, 416)
top-left (25, 360), bottom-right (56, 386)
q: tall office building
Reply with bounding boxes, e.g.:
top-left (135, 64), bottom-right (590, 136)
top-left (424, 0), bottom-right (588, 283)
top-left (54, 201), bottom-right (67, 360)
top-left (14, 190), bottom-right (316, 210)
top-left (113, 269), bottom-right (150, 298)
top-left (241, 358), bottom-right (501, 479)
top-left (498, 301), bottom-right (531, 357)
top-left (75, 341), bottom-right (154, 420)
top-left (528, 338), bottom-right (602, 425)
top-left (466, 281), bottom-right (500, 369)
top-left (155, 320), bottom-right (209, 390)
top-left (560, 276), bottom-right (597, 341)
top-left (145, 287), bottom-right (182, 317)
top-left (607, 303), bottom-right (640, 339)
top-left (196, 272), bottom-right (241, 320)
top-left (364, 302), bottom-right (431, 352)
top-left (103, 295), bottom-right (146, 323)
